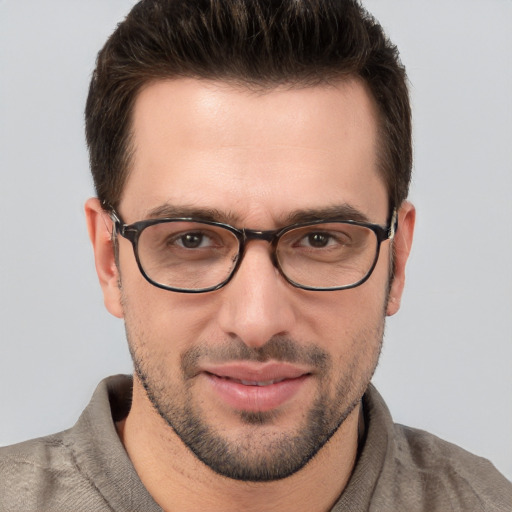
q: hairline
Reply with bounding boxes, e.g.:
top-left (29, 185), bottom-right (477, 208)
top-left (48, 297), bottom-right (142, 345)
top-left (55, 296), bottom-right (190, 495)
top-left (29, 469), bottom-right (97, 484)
top-left (113, 74), bottom-right (393, 211)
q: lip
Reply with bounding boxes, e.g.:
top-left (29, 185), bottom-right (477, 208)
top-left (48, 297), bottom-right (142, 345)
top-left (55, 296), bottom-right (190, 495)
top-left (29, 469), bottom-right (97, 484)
top-left (201, 362), bottom-right (312, 413)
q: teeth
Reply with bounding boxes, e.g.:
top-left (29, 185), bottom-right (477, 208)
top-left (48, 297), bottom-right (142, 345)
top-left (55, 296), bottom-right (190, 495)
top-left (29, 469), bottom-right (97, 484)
top-left (215, 374), bottom-right (288, 386)
top-left (239, 378), bottom-right (285, 386)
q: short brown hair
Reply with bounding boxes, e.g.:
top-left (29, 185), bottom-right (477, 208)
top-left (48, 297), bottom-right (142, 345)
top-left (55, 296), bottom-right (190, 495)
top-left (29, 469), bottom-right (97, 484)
top-left (85, 0), bottom-right (411, 210)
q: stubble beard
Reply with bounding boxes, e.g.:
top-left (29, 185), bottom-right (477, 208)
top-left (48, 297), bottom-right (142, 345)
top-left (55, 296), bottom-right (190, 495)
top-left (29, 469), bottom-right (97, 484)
top-left (124, 318), bottom-right (385, 482)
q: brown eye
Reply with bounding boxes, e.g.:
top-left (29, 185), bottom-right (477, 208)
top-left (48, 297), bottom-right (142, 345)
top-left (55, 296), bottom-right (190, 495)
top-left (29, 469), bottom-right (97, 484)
top-left (178, 233), bottom-right (205, 249)
top-left (306, 233), bottom-right (331, 248)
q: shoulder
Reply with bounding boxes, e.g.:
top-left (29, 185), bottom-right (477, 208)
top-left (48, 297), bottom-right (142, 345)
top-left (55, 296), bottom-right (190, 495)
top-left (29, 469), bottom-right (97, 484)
top-left (356, 385), bottom-right (512, 512)
top-left (0, 433), bottom-right (111, 512)
top-left (0, 432), bottom-right (74, 487)
top-left (380, 423), bottom-right (512, 511)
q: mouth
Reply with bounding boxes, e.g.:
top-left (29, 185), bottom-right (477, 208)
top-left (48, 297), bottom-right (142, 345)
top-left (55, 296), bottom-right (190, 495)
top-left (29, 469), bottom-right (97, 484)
top-left (200, 362), bottom-right (312, 412)
top-left (213, 376), bottom-right (290, 387)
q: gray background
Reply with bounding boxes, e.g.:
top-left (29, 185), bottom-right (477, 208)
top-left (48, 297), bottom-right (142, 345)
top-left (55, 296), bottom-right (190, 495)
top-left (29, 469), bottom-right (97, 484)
top-left (1, 0), bottom-right (511, 480)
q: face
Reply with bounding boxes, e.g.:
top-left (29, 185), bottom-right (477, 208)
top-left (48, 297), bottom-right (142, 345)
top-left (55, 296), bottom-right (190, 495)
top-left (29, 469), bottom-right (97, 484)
top-left (87, 78), bottom-right (414, 481)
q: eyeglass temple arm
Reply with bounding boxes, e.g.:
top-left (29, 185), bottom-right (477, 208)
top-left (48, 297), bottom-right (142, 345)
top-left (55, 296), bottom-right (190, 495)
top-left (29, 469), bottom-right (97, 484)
top-left (388, 208), bottom-right (398, 239)
top-left (102, 204), bottom-right (124, 237)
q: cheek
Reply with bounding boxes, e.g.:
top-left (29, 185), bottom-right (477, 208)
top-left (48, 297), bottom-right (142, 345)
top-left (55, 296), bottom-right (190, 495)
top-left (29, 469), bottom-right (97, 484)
top-left (297, 276), bottom-right (388, 377)
top-left (302, 278), bottom-right (388, 337)
top-left (121, 272), bottom-right (221, 355)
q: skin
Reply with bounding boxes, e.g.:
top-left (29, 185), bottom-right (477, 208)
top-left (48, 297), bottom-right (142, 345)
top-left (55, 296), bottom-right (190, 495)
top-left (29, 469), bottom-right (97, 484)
top-left (86, 77), bottom-right (415, 512)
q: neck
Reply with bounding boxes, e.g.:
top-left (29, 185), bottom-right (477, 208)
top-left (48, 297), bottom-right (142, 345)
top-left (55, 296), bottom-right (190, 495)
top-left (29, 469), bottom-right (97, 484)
top-left (117, 379), bottom-right (361, 512)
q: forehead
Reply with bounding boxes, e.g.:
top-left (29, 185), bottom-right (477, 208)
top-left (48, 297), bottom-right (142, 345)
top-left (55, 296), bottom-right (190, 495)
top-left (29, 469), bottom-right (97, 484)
top-left (121, 78), bottom-right (388, 225)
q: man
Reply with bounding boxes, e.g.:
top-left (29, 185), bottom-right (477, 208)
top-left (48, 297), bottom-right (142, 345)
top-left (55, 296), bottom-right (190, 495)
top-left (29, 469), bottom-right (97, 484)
top-left (1, 0), bottom-right (510, 510)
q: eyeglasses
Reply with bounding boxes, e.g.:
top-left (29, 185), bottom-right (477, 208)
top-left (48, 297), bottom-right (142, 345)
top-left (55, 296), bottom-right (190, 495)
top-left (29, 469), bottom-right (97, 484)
top-left (109, 209), bottom-right (397, 293)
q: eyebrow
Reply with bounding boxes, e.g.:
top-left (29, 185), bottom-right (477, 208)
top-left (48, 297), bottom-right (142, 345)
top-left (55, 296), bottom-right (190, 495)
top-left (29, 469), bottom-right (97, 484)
top-left (285, 204), bottom-right (371, 224)
top-left (145, 204), bottom-right (239, 224)
top-left (144, 202), bottom-right (371, 226)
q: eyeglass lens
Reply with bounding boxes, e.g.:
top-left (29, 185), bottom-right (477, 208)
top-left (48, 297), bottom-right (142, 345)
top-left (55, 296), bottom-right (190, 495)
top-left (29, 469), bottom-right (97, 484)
top-left (135, 220), bottom-right (379, 291)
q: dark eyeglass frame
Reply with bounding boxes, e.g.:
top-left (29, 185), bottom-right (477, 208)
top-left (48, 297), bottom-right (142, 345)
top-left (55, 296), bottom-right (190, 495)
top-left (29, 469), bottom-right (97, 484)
top-left (109, 208), bottom-right (398, 293)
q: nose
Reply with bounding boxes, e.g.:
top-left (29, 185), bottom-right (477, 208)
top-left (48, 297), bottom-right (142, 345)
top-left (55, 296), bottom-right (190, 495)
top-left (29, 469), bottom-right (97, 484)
top-left (217, 242), bottom-right (297, 349)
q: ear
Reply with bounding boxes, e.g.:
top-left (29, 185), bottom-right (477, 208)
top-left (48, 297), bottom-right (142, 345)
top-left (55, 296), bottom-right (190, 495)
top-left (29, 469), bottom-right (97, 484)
top-left (85, 198), bottom-right (124, 318)
top-left (386, 201), bottom-right (415, 316)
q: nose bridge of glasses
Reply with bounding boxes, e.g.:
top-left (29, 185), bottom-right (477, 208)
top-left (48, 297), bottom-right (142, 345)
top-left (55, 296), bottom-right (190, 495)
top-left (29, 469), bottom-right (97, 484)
top-left (242, 228), bottom-right (279, 244)
top-left (238, 228), bottom-right (281, 271)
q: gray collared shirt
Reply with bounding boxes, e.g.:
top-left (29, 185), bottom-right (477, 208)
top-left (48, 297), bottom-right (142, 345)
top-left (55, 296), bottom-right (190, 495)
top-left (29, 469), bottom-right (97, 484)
top-left (1, 375), bottom-right (510, 511)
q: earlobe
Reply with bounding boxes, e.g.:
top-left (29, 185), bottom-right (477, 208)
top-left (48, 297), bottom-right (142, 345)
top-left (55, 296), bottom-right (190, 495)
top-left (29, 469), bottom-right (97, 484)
top-left (386, 201), bottom-right (415, 317)
top-left (85, 198), bottom-right (124, 319)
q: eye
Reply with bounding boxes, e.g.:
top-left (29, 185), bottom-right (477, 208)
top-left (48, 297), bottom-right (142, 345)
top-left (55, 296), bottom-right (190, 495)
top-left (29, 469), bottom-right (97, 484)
top-left (296, 230), bottom-right (350, 249)
top-left (175, 231), bottom-right (214, 249)
top-left (304, 232), bottom-right (334, 248)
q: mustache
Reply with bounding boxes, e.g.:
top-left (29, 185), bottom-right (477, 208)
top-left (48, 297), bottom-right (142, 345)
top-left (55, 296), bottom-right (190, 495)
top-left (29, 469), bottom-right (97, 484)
top-left (181, 335), bottom-right (331, 378)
